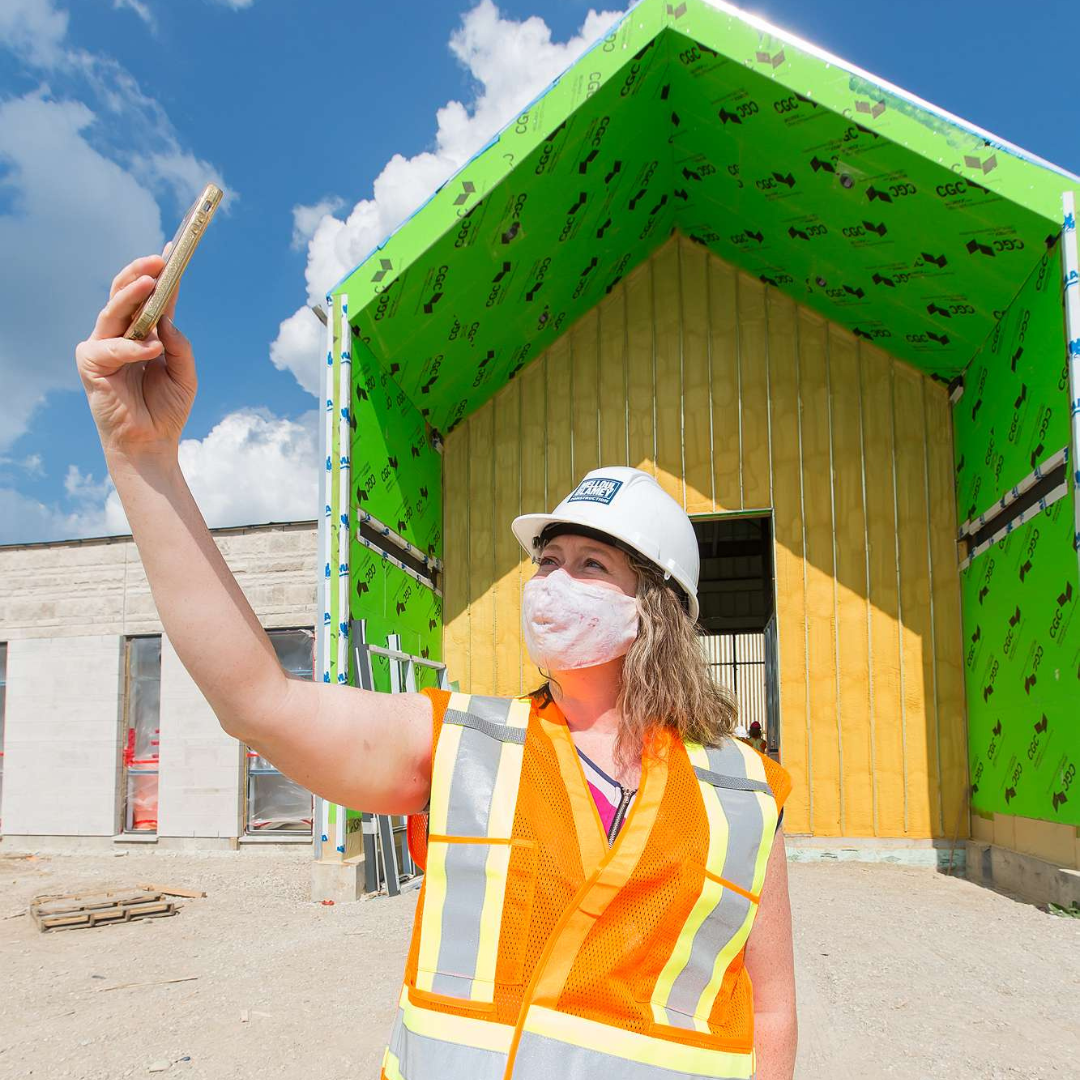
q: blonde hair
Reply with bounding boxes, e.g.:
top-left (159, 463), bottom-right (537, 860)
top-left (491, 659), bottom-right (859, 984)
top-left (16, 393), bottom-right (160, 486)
top-left (532, 550), bottom-right (739, 770)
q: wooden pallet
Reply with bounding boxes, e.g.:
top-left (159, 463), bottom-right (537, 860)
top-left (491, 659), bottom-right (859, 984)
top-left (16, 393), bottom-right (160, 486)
top-left (29, 889), bottom-right (178, 932)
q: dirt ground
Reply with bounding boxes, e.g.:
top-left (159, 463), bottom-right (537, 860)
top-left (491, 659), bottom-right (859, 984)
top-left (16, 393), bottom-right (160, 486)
top-left (1, 846), bottom-right (1077, 1080)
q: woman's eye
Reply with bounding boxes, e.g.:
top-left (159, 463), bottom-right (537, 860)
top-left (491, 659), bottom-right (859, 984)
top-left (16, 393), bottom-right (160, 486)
top-left (585, 559), bottom-right (607, 571)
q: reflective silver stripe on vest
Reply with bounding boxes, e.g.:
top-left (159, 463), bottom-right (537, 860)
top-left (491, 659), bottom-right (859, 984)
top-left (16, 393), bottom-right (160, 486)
top-left (662, 738), bottom-right (770, 1030)
top-left (511, 1030), bottom-right (752, 1080)
top-left (385, 1006), bottom-right (508, 1080)
top-left (441, 696), bottom-right (516, 837)
top-left (418, 695), bottom-right (528, 1003)
top-left (692, 767), bottom-right (771, 794)
top-left (445, 707), bottom-right (528, 744)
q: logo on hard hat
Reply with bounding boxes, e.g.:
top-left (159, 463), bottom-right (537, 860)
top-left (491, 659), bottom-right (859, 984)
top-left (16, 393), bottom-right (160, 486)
top-left (567, 477), bottom-right (623, 505)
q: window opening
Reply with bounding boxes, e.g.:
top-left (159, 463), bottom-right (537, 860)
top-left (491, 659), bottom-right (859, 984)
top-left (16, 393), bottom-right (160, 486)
top-left (692, 515), bottom-right (780, 757)
top-left (120, 636), bottom-right (162, 833)
top-left (244, 628), bottom-right (315, 834)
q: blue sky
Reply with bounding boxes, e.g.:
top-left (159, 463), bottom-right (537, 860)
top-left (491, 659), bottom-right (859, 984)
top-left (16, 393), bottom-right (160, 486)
top-left (0, 0), bottom-right (1076, 544)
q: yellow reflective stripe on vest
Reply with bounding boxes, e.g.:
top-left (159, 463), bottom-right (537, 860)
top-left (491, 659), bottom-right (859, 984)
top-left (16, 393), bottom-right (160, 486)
top-left (383, 986), bottom-right (512, 1080)
top-left (416, 694), bottom-right (530, 1003)
top-left (651, 738), bottom-right (777, 1033)
top-left (513, 1006), bottom-right (755, 1080)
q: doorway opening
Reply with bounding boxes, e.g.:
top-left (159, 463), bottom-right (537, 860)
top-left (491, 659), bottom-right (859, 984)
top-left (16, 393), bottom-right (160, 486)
top-left (692, 515), bottom-right (780, 758)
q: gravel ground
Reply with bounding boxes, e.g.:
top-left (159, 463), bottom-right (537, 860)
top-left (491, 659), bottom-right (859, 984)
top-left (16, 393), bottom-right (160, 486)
top-left (1, 846), bottom-right (1077, 1079)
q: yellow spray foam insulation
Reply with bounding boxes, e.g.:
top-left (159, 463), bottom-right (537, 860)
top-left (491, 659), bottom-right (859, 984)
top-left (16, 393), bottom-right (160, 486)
top-left (827, 324), bottom-right (875, 837)
top-left (679, 236), bottom-right (713, 514)
top-left (707, 256), bottom-right (741, 512)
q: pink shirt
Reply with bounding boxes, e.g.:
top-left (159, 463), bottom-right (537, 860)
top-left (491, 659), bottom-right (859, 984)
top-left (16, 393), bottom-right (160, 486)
top-left (576, 747), bottom-right (637, 845)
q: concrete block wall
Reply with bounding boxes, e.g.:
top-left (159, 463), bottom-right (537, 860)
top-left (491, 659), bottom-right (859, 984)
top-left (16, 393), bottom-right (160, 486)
top-left (157, 636), bottom-right (243, 838)
top-left (0, 521), bottom-right (319, 843)
top-left (1, 635), bottom-right (123, 835)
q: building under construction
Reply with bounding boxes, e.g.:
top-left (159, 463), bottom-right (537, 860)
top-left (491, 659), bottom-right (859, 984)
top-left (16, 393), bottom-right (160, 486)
top-left (314, 0), bottom-right (1080, 903)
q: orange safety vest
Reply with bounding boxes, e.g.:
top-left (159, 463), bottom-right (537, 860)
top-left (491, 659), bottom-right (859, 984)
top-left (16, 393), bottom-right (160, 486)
top-left (383, 689), bottom-right (792, 1080)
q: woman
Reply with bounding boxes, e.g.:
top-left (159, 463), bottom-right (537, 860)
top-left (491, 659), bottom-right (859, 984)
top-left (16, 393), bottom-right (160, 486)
top-left (76, 254), bottom-right (797, 1080)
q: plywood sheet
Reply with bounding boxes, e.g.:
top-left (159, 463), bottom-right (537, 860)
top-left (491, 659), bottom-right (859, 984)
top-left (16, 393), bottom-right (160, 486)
top-left (680, 236), bottom-right (713, 513)
top-left (571, 309), bottom-right (600, 481)
top-left (892, 364), bottom-right (936, 838)
top-left (546, 335), bottom-right (575, 503)
top-left (828, 324), bottom-right (874, 836)
top-left (626, 260), bottom-right (656, 476)
top-left (467, 407), bottom-right (496, 694)
top-left (492, 381), bottom-right (523, 696)
top-left (518, 356), bottom-right (548, 690)
top-left (652, 238), bottom-right (683, 503)
top-left (860, 345), bottom-right (906, 837)
top-left (598, 288), bottom-right (629, 469)
top-left (708, 258), bottom-right (740, 511)
top-left (442, 427), bottom-right (471, 689)
top-left (766, 287), bottom-right (809, 832)
top-left (797, 308), bottom-right (840, 836)
top-left (925, 381), bottom-right (966, 838)
top-left (737, 273), bottom-right (772, 510)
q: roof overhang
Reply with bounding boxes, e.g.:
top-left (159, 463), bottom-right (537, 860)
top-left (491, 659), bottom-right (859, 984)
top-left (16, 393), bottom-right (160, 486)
top-left (333, 0), bottom-right (1077, 436)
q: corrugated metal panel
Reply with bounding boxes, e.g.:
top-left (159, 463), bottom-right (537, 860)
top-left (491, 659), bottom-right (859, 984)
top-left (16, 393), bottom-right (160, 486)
top-left (442, 232), bottom-right (964, 840)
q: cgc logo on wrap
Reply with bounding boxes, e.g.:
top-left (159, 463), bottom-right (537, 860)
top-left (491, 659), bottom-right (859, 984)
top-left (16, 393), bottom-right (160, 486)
top-left (568, 477), bottom-right (623, 505)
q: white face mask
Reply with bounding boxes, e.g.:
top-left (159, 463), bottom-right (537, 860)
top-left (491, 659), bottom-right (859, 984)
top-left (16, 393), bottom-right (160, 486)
top-left (521, 567), bottom-right (639, 671)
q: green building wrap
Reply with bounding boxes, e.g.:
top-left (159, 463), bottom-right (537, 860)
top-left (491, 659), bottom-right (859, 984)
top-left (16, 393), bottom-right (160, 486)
top-left (322, 0), bottom-right (1080, 835)
top-left (961, 492), bottom-right (1079, 826)
top-left (953, 244), bottom-right (1071, 526)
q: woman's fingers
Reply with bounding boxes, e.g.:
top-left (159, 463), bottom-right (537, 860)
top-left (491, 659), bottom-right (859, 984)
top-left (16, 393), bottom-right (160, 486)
top-left (110, 254), bottom-right (165, 300)
top-left (92, 274), bottom-right (157, 341)
top-left (76, 334), bottom-right (165, 378)
top-left (157, 315), bottom-right (196, 389)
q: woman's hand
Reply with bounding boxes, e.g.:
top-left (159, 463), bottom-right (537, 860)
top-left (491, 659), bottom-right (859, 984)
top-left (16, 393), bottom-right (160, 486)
top-left (74, 253), bottom-right (197, 462)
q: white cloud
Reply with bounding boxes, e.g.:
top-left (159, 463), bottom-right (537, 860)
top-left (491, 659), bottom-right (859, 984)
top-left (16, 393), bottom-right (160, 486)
top-left (292, 196), bottom-right (344, 252)
top-left (113, 0), bottom-right (155, 30)
top-left (270, 307), bottom-right (325, 398)
top-left (270, 0), bottom-right (626, 395)
top-left (0, 1), bottom-right (234, 450)
top-left (0, 90), bottom-right (165, 448)
top-left (0, 0), bottom-right (69, 68)
top-left (0, 408), bottom-right (319, 544)
top-left (207, 0), bottom-right (256, 9)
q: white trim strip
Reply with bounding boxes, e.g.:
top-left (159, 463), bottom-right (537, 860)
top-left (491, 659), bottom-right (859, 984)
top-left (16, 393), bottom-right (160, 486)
top-left (959, 481), bottom-right (1069, 571)
top-left (357, 509), bottom-right (443, 571)
top-left (957, 445), bottom-right (1069, 537)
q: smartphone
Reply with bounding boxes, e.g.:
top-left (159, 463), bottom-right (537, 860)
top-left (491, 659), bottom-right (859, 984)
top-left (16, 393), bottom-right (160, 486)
top-left (124, 182), bottom-right (223, 340)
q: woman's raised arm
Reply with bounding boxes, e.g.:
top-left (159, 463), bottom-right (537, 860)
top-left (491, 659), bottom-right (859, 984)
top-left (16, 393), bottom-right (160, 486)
top-left (74, 254), bottom-right (433, 816)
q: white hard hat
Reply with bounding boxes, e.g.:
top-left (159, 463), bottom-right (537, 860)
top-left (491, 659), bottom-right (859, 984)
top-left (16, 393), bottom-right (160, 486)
top-left (511, 466), bottom-right (701, 620)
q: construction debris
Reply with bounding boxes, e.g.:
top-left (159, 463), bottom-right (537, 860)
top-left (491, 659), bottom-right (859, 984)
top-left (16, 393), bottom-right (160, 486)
top-left (29, 889), bottom-right (179, 932)
top-left (96, 976), bottom-right (198, 993)
top-left (136, 882), bottom-right (207, 899)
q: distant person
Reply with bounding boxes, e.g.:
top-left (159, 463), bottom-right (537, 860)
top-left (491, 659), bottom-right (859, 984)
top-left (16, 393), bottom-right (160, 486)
top-left (76, 254), bottom-right (798, 1080)
top-left (746, 720), bottom-right (768, 754)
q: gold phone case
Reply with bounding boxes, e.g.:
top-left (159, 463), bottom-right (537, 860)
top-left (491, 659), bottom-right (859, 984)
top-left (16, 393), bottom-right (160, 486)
top-left (124, 182), bottom-right (223, 341)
